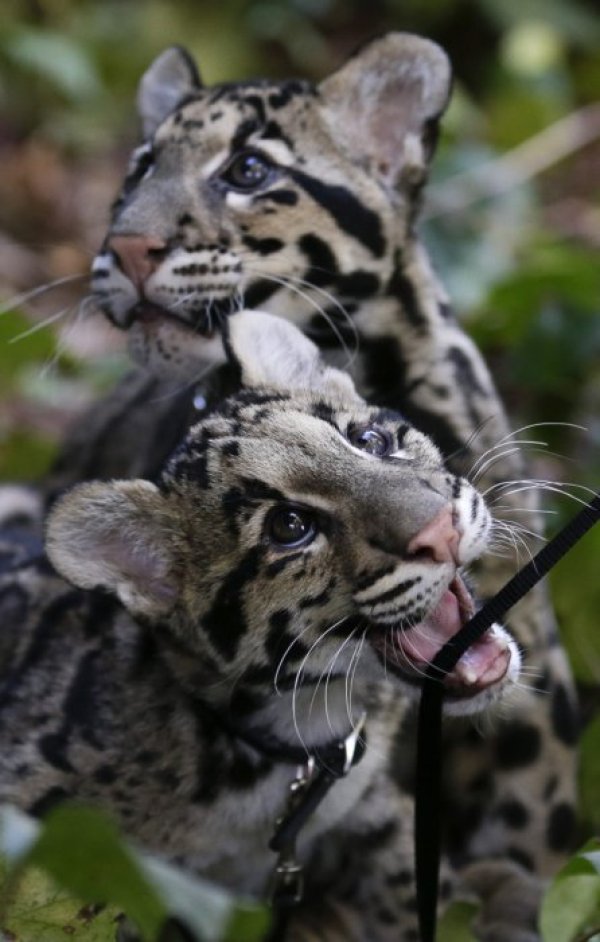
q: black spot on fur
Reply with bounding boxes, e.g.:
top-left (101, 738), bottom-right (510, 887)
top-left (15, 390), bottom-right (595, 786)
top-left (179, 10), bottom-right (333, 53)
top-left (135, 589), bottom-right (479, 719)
top-left (496, 800), bottom-right (529, 829)
top-left (35, 647), bottom-right (105, 774)
top-left (255, 189), bottom-right (298, 206)
top-left (241, 95), bottom-right (266, 123)
top-left (507, 846), bottom-right (534, 871)
top-left (298, 582), bottom-right (333, 609)
top-left (202, 546), bottom-right (264, 661)
top-left (336, 271), bottom-right (380, 299)
top-left (551, 682), bottom-right (579, 746)
top-left (243, 278), bottom-right (279, 308)
top-left (305, 306), bottom-right (358, 348)
top-left (221, 440), bottom-right (240, 458)
top-left (311, 401), bottom-right (338, 424)
top-left (268, 81), bottom-right (310, 109)
top-left (354, 820), bottom-right (399, 852)
top-left (547, 802), bottom-right (576, 851)
top-left (264, 609), bottom-right (310, 669)
top-left (261, 119), bottom-right (294, 150)
top-left (298, 233), bottom-right (338, 287)
top-left (495, 722), bottom-right (541, 769)
top-left (360, 337), bottom-right (408, 411)
top-left (290, 168), bottom-right (385, 257)
top-left (229, 687), bottom-right (264, 715)
top-left (448, 347), bottom-right (487, 396)
top-left (242, 235), bottom-right (284, 256)
top-left (265, 552), bottom-right (305, 577)
top-left (387, 260), bottom-right (427, 329)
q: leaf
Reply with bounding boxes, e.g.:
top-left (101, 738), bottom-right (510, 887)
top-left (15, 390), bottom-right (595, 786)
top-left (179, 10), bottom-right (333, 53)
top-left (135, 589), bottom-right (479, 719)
top-left (580, 717), bottom-right (600, 831)
top-left (1, 866), bottom-right (120, 942)
top-left (438, 900), bottom-right (479, 941)
top-left (551, 525), bottom-right (600, 685)
top-left (4, 29), bottom-right (102, 101)
top-left (0, 804), bottom-right (270, 942)
top-left (540, 842), bottom-right (600, 942)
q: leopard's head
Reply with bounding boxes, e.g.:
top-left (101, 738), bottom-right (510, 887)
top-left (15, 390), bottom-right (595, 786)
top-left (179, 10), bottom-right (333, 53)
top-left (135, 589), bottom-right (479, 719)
top-left (91, 33), bottom-right (451, 378)
top-left (47, 311), bottom-right (519, 751)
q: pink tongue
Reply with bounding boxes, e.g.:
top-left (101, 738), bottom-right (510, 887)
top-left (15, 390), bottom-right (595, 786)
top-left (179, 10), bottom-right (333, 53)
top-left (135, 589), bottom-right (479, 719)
top-left (397, 587), bottom-right (510, 689)
top-left (400, 589), bottom-right (462, 664)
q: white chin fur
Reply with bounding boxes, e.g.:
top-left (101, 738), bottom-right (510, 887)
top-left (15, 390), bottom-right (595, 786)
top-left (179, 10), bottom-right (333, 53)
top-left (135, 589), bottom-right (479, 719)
top-left (127, 320), bottom-right (226, 380)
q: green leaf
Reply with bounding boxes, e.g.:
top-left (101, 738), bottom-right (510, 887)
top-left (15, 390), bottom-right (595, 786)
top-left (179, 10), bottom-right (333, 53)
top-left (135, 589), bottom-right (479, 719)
top-left (0, 804), bottom-right (270, 942)
top-left (0, 310), bottom-right (58, 388)
top-left (580, 718), bottom-right (600, 831)
top-left (4, 29), bottom-right (102, 101)
top-left (540, 841), bottom-right (600, 942)
top-left (1, 866), bottom-right (120, 942)
top-left (438, 900), bottom-right (479, 941)
top-left (551, 526), bottom-right (600, 685)
top-left (0, 805), bottom-right (165, 940)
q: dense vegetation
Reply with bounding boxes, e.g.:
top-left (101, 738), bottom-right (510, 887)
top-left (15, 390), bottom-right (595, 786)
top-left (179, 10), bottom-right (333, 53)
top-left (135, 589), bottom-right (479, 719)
top-left (0, 0), bottom-right (599, 938)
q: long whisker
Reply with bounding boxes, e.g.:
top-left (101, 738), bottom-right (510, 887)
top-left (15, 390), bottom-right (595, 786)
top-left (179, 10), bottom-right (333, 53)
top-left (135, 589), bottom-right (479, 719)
top-left (9, 306), bottom-right (73, 344)
top-left (0, 274), bottom-right (88, 315)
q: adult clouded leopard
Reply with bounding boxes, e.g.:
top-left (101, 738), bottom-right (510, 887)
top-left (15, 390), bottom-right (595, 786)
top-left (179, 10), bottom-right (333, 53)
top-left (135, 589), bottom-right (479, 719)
top-left (1, 311), bottom-right (524, 941)
top-left (29, 31), bottom-right (576, 916)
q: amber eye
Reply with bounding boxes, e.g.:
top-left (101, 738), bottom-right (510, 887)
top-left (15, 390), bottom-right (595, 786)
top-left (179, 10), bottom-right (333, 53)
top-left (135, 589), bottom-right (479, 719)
top-left (347, 424), bottom-right (392, 457)
top-left (266, 506), bottom-right (317, 548)
top-left (221, 150), bottom-right (272, 190)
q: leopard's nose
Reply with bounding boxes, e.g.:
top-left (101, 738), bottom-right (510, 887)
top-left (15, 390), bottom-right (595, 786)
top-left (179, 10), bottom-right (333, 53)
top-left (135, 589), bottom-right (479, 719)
top-left (107, 234), bottom-right (168, 289)
top-left (407, 505), bottom-right (460, 564)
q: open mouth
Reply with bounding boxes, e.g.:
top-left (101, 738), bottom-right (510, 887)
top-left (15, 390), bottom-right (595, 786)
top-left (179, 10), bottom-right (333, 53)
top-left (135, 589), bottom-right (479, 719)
top-left (370, 574), bottom-right (511, 698)
top-left (128, 299), bottom-right (236, 338)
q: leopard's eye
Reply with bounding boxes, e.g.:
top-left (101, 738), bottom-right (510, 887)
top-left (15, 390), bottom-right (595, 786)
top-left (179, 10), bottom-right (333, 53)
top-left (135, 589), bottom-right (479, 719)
top-left (221, 150), bottom-right (273, 191)
top-left (347, 425), bottom-right (392, 457)
top-left (266, 506), bottom-right (318, 549)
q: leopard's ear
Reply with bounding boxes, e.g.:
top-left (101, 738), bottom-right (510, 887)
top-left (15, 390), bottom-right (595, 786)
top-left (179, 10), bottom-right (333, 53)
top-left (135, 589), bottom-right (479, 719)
top-left (46, 481), bottom-right (178, 618)
top-left (138, 46), bottom-right (202, 138)
top-left (318, 33), bottom-right (451, 195)
top-left (224, 310), bottom-right (363, 403)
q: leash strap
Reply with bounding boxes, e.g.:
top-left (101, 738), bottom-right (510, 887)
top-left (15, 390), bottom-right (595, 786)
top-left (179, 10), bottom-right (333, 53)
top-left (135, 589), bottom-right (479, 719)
top-left (416, 492), bottom-right (600, 942)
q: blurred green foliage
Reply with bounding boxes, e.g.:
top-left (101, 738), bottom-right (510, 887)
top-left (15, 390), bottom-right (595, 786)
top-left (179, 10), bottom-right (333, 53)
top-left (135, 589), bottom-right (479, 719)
top-left (0, 1), bottom-right (599, 939)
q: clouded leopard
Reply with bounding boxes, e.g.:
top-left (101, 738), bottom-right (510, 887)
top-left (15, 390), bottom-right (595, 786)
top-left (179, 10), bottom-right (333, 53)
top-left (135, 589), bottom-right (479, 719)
top-left (1, 310), bottom-right (526, 941)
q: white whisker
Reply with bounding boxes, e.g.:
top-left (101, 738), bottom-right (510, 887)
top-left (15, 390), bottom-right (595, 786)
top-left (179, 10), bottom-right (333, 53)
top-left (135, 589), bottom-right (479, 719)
top-left (9, 306), bottom-right (72, 344)
top-left (0, 274), bottom-right (88, 316)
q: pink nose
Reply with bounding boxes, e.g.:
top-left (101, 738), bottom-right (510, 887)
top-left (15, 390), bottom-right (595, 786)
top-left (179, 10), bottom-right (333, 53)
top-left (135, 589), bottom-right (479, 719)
top-left (107, 234), bottom-right (168, 289)
top-left (407, 505), bottom-right (460, 564)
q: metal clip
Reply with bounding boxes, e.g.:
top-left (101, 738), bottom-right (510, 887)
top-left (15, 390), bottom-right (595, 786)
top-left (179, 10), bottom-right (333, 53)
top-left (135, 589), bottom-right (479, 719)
top-left (271, 852), bottom-right (304, 907)
top-left (340, 711), bottom-right (367, 776)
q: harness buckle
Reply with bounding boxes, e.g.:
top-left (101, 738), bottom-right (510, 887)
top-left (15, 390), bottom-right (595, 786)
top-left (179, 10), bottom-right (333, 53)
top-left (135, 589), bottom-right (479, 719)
top-left (340, 711), bottom-right (367, 776)
top-left (271, 854), bottom-right (304, 908)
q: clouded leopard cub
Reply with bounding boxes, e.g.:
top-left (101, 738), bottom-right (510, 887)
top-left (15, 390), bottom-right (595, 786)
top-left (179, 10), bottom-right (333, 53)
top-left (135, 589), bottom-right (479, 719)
top-left (1, 311), bottom-right (522, 941)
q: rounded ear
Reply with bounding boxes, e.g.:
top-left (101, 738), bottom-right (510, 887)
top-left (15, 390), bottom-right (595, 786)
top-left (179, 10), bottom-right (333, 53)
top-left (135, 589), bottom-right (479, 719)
top-left (224, 310), bottom-right (363, 404)
top-left (46, 481), bottom-right (178, 618)
top-left (138, 46), bottom-right (202, 138)
top-left (318, 33), bottom-right (451, 194)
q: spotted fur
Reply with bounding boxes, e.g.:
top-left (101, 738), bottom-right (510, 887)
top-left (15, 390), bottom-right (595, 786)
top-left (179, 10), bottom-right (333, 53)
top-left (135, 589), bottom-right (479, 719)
top-left (1, 312), bottom-right (523, 940)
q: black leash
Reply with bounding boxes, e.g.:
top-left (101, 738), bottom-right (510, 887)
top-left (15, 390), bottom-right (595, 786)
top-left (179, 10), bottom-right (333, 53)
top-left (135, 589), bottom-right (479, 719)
top-left (415, 492), bottom-right (600, 942)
